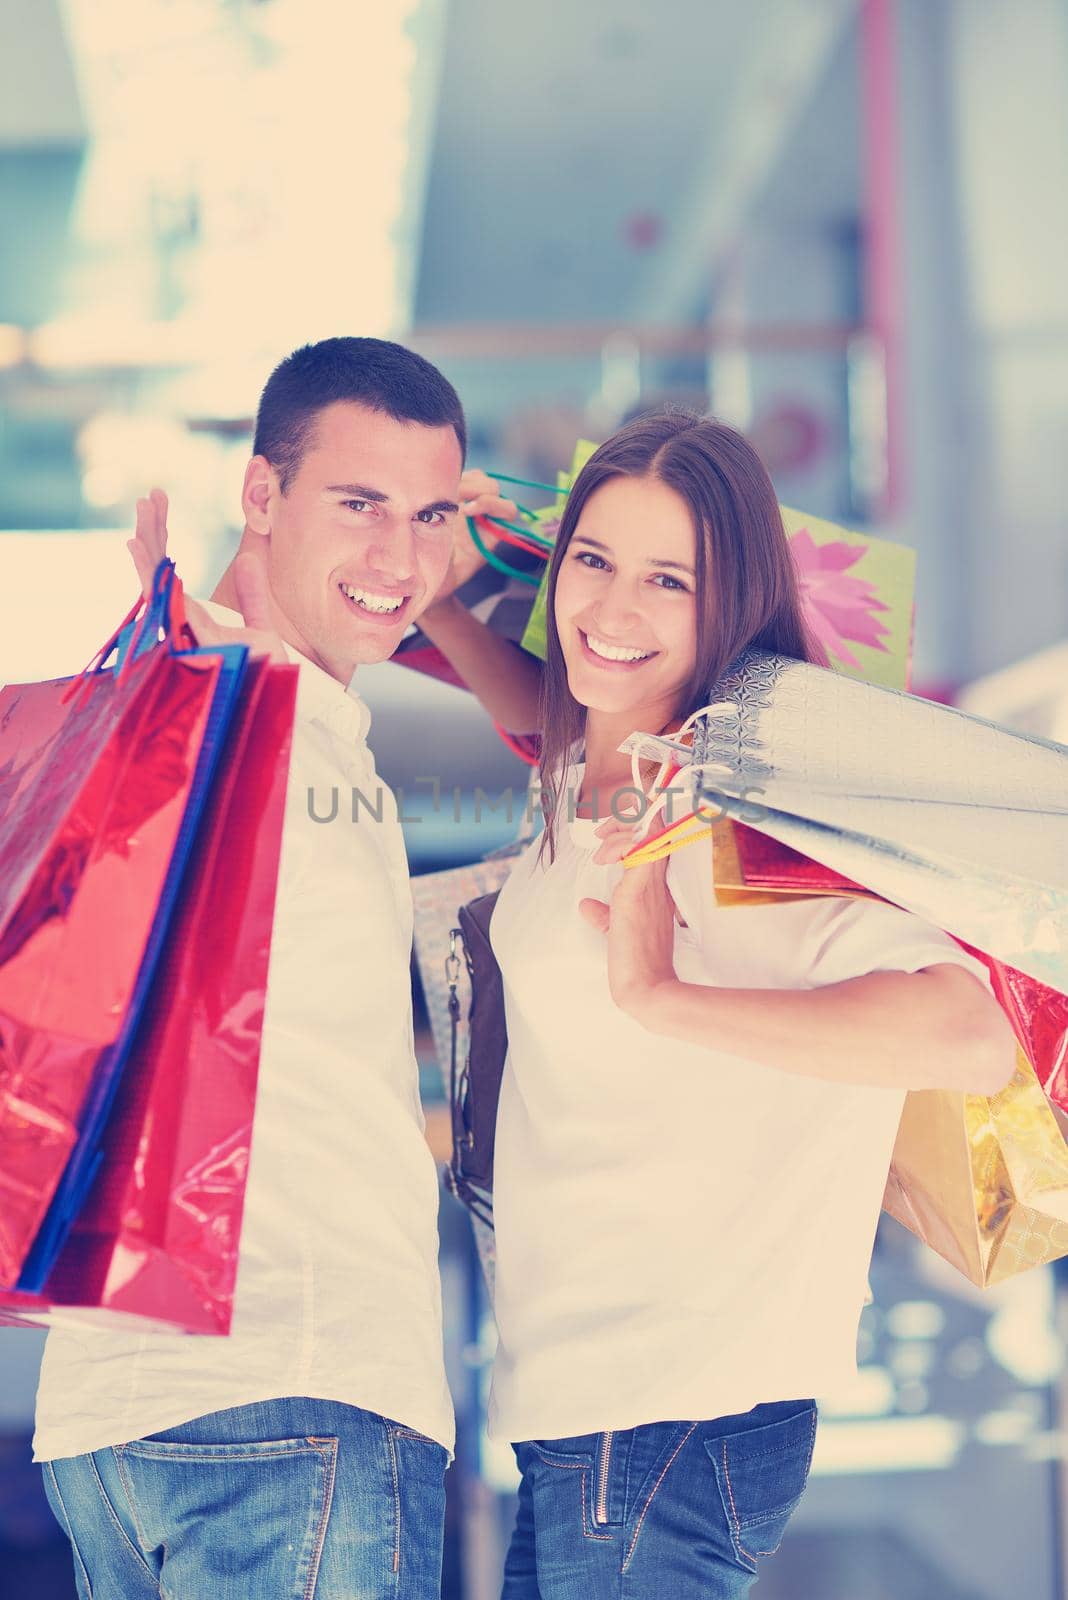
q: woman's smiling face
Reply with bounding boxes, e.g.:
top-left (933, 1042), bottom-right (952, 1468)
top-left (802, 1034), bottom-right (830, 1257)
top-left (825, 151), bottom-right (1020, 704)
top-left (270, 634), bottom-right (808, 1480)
top-left (553, 473), bottom-right (700, 724)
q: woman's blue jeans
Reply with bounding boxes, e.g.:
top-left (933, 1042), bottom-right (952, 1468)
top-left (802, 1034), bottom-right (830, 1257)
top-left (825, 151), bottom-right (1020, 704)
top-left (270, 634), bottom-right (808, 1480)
top-left (503, 1399), bottom-right (817, 1600)
top-left (41, 1397), bottom-right (448, 1600)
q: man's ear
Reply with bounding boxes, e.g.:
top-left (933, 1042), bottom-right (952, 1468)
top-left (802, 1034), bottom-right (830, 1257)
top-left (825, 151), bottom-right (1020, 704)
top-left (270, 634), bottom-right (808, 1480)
top-left (242, 455), bottom-right (274, 536)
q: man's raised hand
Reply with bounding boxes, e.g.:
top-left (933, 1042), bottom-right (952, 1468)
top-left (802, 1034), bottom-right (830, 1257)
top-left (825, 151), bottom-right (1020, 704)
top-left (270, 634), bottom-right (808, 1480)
top-left (127, 490), bottom-right (287, 665)
top-left (127, 488), bottom-right (171, 600)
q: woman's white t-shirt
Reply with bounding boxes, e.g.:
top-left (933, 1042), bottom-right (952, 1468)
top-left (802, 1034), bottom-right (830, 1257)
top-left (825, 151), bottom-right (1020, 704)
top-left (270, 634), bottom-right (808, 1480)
top-left (486, 780), bottom-right (989, 1443)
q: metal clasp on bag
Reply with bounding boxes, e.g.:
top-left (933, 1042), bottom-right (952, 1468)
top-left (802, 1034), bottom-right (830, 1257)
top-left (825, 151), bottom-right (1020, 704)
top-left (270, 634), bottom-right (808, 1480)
top-left (446, 929), bottom-right (474, 1152)
top-left (446, 929), bottom-right (461, 1018)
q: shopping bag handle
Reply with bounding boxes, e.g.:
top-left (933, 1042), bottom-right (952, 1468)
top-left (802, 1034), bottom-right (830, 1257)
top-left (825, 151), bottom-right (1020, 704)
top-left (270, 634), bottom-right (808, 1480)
top-left (61, 560), bottom-right (190, 703)
top-left (114, 560), bottom-right (189, 672)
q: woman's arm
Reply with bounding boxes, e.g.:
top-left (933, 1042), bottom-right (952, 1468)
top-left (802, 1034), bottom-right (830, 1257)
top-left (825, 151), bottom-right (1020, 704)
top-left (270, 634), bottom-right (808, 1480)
top-left (581, 844), bottom-right (1017, 1097)
top-left (634, 961), bottom-right (1016, 1096)
top-left (419, 595), bottom-right (544, 733)
top-left (416, 471), bottom-right (546, 733)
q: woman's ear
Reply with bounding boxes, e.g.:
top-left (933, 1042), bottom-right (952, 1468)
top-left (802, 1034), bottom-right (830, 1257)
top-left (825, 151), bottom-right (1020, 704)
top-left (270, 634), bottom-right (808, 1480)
top-left (241, 455), bottom-right (274, 537)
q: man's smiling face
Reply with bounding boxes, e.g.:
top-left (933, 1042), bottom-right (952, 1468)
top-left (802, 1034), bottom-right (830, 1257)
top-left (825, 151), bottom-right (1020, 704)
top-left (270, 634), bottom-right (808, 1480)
top-left (248, 399), bottom-right (463, 680)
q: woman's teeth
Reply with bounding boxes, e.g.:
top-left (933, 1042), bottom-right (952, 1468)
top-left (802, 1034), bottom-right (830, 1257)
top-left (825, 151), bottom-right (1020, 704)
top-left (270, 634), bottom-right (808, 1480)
top-left (585, 633), bottom-right (652, 663)
top-left (341, 583), bottom-right (405, 614)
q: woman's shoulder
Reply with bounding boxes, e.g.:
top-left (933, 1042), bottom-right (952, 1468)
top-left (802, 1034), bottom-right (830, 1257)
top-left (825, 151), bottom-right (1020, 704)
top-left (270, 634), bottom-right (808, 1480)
top-left (666, 833), bottom-right (846, 941)
top-left (666, 836), bottom-right (988, 989)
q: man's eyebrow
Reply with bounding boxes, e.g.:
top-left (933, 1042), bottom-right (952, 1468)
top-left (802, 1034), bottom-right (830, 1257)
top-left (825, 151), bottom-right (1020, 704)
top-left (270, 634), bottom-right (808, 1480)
top-left (324, 485), bottom-right (460, 516)
top-left (325, 483), bottom-right (390, 502)
top-left (571, 535), bottom-right (694, 574)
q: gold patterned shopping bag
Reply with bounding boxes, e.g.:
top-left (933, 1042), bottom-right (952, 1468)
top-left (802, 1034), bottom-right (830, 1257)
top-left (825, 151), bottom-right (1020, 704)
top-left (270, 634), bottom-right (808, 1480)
top-left (882, 1049), bottom-right (1068, 1287)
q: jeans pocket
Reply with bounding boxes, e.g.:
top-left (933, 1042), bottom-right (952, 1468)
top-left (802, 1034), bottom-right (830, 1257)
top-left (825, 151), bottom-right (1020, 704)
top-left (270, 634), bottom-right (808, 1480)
top-left (115, 1434), bottom-right (339, 1599)
top-left (529, 1441), bottom-right (594, 1469)
top-left (706, 1405), bottom-right (817, 1574)
top-left (523, 1440), bottom-right (613, 1545)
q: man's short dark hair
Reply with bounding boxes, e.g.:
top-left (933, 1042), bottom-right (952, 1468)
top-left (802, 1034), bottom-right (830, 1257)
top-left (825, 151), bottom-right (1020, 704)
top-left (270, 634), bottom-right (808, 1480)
top-left (253, 336), bottom-right (467, 491)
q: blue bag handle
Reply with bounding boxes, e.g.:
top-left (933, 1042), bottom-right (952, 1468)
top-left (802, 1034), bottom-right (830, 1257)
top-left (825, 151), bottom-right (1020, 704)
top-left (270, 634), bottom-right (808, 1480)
top-left (114, 561), bottom-right (178, 670)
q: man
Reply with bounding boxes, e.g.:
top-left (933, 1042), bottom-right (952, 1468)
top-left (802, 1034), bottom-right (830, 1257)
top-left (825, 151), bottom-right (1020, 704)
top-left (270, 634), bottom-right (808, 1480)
top-left (35, 337), bottom-right (516, 1599)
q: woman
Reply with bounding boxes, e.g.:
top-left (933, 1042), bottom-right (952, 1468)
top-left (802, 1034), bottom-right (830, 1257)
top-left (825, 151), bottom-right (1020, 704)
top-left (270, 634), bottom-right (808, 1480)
top-left (467, 412), bottom-right (1014, 1598)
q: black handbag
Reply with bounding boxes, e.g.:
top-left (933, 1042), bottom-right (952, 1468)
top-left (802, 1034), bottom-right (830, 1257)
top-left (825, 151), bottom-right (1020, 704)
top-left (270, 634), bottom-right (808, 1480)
top-left (446, 890), bottom-right (508, 1228)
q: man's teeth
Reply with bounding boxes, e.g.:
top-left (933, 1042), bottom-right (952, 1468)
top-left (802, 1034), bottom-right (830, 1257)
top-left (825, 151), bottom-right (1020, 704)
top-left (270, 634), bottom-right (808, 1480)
top-left (341, 584), bottom-right (405, 614)
top-left (586, 633), bottom-right (652, 663)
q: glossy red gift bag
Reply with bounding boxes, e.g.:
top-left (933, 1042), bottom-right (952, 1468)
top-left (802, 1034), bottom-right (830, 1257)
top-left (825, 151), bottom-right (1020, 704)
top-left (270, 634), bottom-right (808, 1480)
top-left (0, 573), bottom-right (240, 1287)
top-left (963, 950), bottom-right (1068, 1113)
top-left (1, 654), bottom-right (296, 1332)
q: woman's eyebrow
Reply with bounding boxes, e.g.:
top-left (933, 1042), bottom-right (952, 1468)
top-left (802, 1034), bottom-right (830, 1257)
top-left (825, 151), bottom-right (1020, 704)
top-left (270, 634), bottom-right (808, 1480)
top-left (647, 559), bottom-right (695, 574)
top-left (573, 535), bottom-right (693, 575)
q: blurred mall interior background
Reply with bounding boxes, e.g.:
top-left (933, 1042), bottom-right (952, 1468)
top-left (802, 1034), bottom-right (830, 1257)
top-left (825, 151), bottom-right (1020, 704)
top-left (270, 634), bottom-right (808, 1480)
top-left (0, 0), bottom-right (1067, 1595)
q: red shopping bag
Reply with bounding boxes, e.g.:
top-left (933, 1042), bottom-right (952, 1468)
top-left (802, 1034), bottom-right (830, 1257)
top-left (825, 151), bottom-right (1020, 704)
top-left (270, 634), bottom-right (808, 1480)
top-left (960, 948), bottom-right (1068, 1114)
top-left (0, 566), bottom-right (244, 1287)
top-left (1, 655), bottom-right (296, 1332)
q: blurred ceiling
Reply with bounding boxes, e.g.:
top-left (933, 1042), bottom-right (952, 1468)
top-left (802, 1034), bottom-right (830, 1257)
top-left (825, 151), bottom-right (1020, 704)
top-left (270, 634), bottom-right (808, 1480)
top-left (415, 0), bottom-right (860, 328)
top-left (0, 0), bottom-right (863, 352)
top-left (0, 0), bottom-right (85, 147)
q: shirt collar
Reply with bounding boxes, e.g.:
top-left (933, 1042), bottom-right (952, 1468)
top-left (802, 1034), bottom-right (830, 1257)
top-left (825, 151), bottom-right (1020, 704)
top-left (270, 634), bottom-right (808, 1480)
top-left (195, 598), bottom-right (371, 741)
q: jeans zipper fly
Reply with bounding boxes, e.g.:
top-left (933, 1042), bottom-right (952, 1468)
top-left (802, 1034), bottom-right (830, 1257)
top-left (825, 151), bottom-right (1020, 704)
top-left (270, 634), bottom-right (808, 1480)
top-left (595, 1431), bottom-right (614, 1525)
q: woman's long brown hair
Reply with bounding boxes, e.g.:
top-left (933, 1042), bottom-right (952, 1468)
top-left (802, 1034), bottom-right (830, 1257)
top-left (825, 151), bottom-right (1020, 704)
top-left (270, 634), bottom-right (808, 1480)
top-left (537, 409), bottom-right (823, 858)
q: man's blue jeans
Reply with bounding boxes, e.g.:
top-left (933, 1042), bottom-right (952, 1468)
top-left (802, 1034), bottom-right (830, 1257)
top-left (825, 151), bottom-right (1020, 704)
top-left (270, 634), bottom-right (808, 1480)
top-left (41, 1397), bottom-right (448, 1599)
top-left (503, 1399), bottom-right (817, 1600)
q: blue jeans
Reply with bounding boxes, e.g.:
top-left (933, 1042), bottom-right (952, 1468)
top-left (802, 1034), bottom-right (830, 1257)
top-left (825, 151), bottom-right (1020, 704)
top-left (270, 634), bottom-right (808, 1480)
top-left (41, 1397), bottom-right (448, 1599)
top-left (503, 1399), bottom-right (817, 1600)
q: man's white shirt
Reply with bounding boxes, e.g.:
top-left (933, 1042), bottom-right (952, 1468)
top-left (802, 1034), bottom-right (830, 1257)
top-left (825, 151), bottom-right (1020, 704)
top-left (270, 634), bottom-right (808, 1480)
top-left (34, 603), bottom-right (453, 1460)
